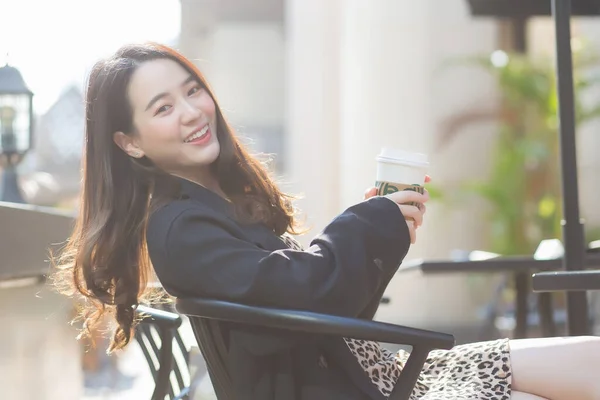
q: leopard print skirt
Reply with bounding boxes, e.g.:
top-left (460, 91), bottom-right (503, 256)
top-left (279, 234), bottom-right (511, 399)
top-left (344, 338), bottom-right (511, 399)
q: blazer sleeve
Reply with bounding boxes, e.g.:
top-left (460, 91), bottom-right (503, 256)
top-left (159, 196), bottom-right (411, 317)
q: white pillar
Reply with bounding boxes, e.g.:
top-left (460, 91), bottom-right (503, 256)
top-left (339, 1), bottom-right (433, 212)
top-left (210, 23), bottom-right (285, 128)
top-left (178, 0), bottom-right (217, 77)
top-left (338, 0), bottom-right (502, 331)
top-left (340, 0), bottom-right (499, 260)
top-left (284, 0), bottom-right (342, 240)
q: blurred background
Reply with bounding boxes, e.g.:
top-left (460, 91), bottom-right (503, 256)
top-left (2, 0), bottom-right (600, 398)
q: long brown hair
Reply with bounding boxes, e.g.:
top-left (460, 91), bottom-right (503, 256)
top-left (52, 42), bottom-right (300, 352)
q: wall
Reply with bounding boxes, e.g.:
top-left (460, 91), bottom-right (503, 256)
top-left (0, 284), bottom-right (82, 400)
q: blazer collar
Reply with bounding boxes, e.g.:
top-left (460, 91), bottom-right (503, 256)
top-left (177, 177), bottom-right (233, 216)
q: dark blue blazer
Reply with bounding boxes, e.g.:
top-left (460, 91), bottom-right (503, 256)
top-left (146, 179), bottom-right (411, 399)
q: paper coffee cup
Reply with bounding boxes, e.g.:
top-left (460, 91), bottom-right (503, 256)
top-left (375, 148), bottom-right (429, 202)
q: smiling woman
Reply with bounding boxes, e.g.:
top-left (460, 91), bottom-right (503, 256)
top-left (112, 58), bottom-right (222, 191)
top-left (52, 42), bottom-right (298, 351)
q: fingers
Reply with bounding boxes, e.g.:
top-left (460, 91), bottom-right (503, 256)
top-left (399, 205), bottom-right (423, 227)
top-left (364, 187), bottom-right (378, 200)
top-left (377, 181), bottom-right (431, 246)
top-left (385, 188), bottom-right (429, 206)
top-left (364, 186), bottom-right (428, 246)
top-left (406, 220), bottom-right (416, 244)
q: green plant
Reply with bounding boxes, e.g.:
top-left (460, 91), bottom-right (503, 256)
top-left (438, 40), bottom-right (600, 255)
top-left (586, 226), bottom-right (600, 244)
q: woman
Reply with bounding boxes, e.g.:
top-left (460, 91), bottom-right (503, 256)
top-left (53, 42), bottom-right (600, 400)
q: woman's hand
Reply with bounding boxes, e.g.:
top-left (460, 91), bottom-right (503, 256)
top-left (363, 175), bottom-right (430, 244)
top-left (384, 189), bottom-right (428, 244)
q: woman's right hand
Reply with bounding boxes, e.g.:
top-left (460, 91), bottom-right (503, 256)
top-left (384, 189), bottom-right (429, 244)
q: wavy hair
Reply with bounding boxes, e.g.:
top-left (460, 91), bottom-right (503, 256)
top-left (52, 42), bottom-right (300, 351)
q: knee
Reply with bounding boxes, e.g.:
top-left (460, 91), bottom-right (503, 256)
top-left (579, 337), bottom-right (600, 399)
top-left (566, 335), bottom-right (600, 352)
top-left (589, 382), bottom-right (600, 400)
top-left (579, 335), bottom-right (600, 356)
top-left (556, 336), bottom-right (600, 399)
top-left (576, 336), bottom-right (600, 370)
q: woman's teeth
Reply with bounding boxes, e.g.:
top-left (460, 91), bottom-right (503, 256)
top-left (185, 125), bottom-right (209, 142)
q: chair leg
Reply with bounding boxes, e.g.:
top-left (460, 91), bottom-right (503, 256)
top-left (388, 348), bottom-right (429, 400)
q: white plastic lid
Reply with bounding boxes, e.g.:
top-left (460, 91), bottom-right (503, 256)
top-left (376, 148), bottom-right (429, 166)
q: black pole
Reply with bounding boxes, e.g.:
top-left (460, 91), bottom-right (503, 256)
top-left (0, 162), bottom-right (25, 203)
top-left (510, 16), bottom-right (531, 339)
top-left (551, 0), bottom-right (589, 336)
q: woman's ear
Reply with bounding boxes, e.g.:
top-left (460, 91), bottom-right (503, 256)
top-left (113, 131), bottom-right (144, 158)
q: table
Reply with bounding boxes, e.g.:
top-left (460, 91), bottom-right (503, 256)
top-left (400, 253), bottom-right (600, 338)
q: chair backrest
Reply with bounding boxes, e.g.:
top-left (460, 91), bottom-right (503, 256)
top-left (186, 316), bottom-right (233, 400)
top-left (176, 297), bottom-right (454, 400)
top-left (135, 305), bottom-right (192, 400)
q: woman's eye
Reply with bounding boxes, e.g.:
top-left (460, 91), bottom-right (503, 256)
top-left (188, 86), bottom-right (201, 96)
top-left (156, 105), bottom-right (171, 115)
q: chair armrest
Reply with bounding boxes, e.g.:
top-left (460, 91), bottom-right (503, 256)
top-left (177, 298), bottom-right (454, 400)
top-left (176, 298), bottom-right (454, 350)
top-left (137, 304), bottom-right (182, 329)
top-left (532, 270), bottom-right (600, 292)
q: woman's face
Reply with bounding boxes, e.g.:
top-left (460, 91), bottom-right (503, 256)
top-left (115, 58), bottom-right (220, 180)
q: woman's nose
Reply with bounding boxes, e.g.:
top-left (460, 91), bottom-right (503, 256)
top-left (180, 99), bottom-right (202, 123)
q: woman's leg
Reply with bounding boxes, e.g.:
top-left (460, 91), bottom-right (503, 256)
top-left (511, 391), bottom-right (548, 400)
top-left (509, 336), bottom-right (600, 400)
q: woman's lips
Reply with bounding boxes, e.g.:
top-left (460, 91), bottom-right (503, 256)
top-left (187, 127), bottom-right (211, 145)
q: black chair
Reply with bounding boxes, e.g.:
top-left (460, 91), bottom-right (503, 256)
top-left (532, 243), bottom-right (600, 292)
top-left (531, 243), bottom-right (600, 332)
top-left (175, 298), bottom-right (455, 400)
top-left (135, 305), bottom-right (192, 400)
